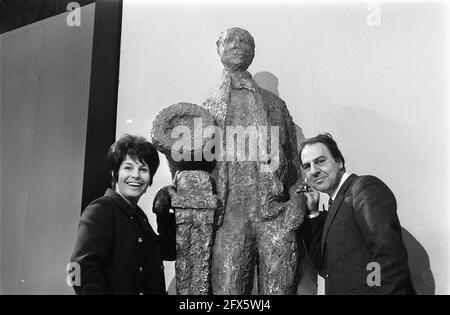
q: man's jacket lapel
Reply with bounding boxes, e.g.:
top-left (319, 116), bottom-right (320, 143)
top-left (320, 174), bottom-right (358, 260)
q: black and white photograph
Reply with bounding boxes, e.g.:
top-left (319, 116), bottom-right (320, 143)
top-left (0, 0), bottom-right (448, 298)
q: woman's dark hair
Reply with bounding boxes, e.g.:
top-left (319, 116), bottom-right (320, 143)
top-left (107, 134), bottom-right (160, 187)
top-left (299, 133), bottom-right (346, 172)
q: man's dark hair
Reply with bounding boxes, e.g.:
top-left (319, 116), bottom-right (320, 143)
top-left (107, 134), bottom-right (160, 187)
top-left (299, 133), bottom-right (346, 172)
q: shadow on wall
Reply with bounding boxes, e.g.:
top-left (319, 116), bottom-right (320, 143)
top-left (253, 71), bottom-right (306, 149)
top-left (254, 71), bottom-right (280, 97)
top-left (402, 228), bottom-right (435, 295)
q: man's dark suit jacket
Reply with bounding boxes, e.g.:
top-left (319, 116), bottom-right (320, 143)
top-left (70, 189), bottom-right (176, 295)
top-left (301, 174), bottom-right (416, 295)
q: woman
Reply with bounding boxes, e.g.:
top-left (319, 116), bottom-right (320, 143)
top-left (70, 135), bottom-right (176, 295)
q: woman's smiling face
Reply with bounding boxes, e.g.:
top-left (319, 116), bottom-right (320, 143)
top-left (115, 155), bottom-right (151, 206)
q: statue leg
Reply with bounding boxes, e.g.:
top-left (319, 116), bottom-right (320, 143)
top-left (175, 210), bottom-right (192, 295)
top-left (212, 218), bottom-right (256, 295)
top-left (190, 210), bottom-right (215, 295)
top-left (257, 221), bottom-right (298, 295)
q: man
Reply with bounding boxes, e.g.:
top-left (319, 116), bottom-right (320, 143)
top-left (202, 27), bottom-right (306, 294)
top-left (298, 133), bottom-right (416, 295)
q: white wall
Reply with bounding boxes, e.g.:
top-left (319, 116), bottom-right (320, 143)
top-left (118, 0), bottom-right (449, 294)
top-left (0, 4), bottom-right (95, 294)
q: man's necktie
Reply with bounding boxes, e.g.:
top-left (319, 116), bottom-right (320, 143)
top-left (328, 198), bottom-right (333, 210)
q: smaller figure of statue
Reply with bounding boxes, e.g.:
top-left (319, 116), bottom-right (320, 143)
top-left (152, 102), bottom-right (218, 295)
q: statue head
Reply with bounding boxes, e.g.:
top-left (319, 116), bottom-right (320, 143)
top-left (216, 27), bottom-right (255, 71)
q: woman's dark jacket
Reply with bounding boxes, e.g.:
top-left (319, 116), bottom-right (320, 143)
top-left (70, 189), bottom-right (176, 295)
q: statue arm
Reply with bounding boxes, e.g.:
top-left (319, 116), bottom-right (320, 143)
top-left (266, 102), bottom-right (306, 230)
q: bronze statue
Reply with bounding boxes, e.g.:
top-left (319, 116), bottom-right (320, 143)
top-left (202, 27), bottom-right (307, 295)
top-left (152, 28), bottom-right (306, 295)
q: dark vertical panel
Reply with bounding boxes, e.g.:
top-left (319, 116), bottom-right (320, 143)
top-left (81, 0), bottom-right (123, 211)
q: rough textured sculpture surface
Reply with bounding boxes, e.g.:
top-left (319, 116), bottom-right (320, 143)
top-left (202, 27), bottom-right (307, 295)
top-left (171, 171), bottom-right (217, 295)
top-left (152, 103), bottom-right (217, 295)
top-left (151, 102), bottom-right (216, 177)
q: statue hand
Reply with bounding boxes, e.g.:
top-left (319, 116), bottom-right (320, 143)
top-left (280, 192), bottom-right (306, 231)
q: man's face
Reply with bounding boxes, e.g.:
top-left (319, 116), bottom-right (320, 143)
top-left (218, 30), bottom-right (254, 71)
top-left (301, 143), bottom-right (344, 196)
